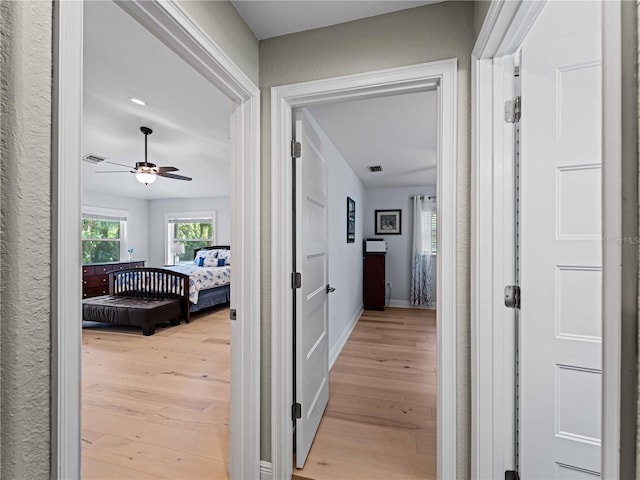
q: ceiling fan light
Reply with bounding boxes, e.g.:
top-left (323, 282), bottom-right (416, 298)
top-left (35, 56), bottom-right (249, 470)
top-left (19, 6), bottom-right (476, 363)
top-left (136, 172), bottom-right (156, 185)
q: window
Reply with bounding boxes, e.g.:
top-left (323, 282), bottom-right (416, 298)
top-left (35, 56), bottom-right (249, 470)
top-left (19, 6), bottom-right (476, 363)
top-left (167, 213), bottom-right (216, 263)
top-left (422, 210), bottom-right (437, 255)
top-left (82, 212), bottom-right (127, 263)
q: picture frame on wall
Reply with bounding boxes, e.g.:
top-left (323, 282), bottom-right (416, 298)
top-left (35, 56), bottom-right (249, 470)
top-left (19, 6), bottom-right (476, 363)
top-left (346, 197), bottom-right (356, 243)
top-left (375, 209), bottom-right (401, 235)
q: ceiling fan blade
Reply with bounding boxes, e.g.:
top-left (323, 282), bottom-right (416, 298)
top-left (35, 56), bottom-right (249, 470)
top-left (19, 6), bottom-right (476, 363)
top-left (156, 166), bottom-right (179, 173)
top-left (103, 160), bottom-right (135, 169)
top-left (157, 172), bottom-right (192, 181)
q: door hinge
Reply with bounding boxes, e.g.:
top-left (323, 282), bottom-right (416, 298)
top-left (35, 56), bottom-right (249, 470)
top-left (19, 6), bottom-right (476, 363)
top-left (504, 285), bottom-right (521, 309)
top-left (291, 140), bottom-right (301, 159)
top-left (292, 402), bottom-right (302, 420)
top-left (229, 308), bottom-right (237, 321)
top-left (505, 470), bottom-right (520, 480)
top-left (292, 272), bottom-right (302, 289)
top-left (505, 96), bottom-right (521, 123)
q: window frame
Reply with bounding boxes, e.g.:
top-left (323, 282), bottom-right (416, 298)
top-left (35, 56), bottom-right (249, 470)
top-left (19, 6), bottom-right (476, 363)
top-left (165, 211), bottom-right (216, 264)
top-left (81, 206), bottom-right (128, 263)
top-left (421, 209), bottom-right (437, 255)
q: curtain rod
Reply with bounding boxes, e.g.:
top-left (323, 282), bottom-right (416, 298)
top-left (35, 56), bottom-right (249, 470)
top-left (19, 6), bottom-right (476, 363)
top-left (411, 195), bottom-right (436, 200)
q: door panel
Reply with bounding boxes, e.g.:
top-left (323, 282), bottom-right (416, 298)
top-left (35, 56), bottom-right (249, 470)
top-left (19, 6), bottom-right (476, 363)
top-left (294, 109), bottom-right (330, 469)
top-left (519, 1), bottom-right (602, 477)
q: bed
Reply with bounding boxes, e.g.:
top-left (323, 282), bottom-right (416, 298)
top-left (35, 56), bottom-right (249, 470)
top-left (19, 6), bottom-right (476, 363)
top-left (162, 245), bottom-right (231, 315)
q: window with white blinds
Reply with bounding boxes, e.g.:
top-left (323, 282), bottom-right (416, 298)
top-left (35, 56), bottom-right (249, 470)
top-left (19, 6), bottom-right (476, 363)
top-left (422, 210), bottom-right (437, 254)
top-left (166, 212), bottom-right (216, 263)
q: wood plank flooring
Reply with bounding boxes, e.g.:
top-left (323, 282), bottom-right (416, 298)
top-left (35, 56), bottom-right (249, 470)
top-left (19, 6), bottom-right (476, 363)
top-left (81, 307), bottom-right (230, 479)
top-left (293, 307), bottom-right (437, 480)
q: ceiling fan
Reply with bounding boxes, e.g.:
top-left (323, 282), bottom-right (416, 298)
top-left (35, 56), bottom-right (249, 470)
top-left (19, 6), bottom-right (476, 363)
top-left (95, 126), bottom-right (192, 185)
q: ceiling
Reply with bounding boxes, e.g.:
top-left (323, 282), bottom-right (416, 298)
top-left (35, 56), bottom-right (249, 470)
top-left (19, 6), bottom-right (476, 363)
top-left (231, 0), bottom-right (443, 40)
top-left (83, 1), bottom-right (231, 200)
top-left (307, 91), bottom-right (438, 188)
top-left (83, 1), bottom-right (438, 200)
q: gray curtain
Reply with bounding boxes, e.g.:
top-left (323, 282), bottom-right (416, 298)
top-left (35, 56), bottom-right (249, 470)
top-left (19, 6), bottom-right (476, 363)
top-left (410, 196), bottom-right (435, 306)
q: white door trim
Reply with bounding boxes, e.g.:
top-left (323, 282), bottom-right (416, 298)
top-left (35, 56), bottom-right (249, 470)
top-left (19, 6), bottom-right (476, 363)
top-left (53, 1), bottom-right (260, 478)
top-left (471, 1), bottom-right (628, 478)
top-left (270, 59), bottom-right (458, 480)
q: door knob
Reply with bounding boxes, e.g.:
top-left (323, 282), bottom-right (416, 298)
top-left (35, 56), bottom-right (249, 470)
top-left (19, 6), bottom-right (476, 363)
top-left (326, 285), bottom-right (336, 293)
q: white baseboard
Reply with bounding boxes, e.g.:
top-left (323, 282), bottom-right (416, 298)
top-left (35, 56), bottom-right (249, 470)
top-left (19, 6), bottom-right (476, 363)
top-left (260, 460), bottom-right (272, 480)
top-left (388, 299), bottom-right (437, 310)
top-left (329, 305), bottom-right (363, 369)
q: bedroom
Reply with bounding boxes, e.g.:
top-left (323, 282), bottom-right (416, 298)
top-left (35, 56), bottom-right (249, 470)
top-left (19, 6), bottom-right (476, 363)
top-left (80, 1), bottom-right (234, 477)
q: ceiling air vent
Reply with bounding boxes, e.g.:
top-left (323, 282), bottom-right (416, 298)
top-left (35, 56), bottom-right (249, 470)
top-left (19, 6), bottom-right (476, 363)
top-left (82, 153), bottom-right (107, 164)
top-left (368, 165), bottom-right (383, 172)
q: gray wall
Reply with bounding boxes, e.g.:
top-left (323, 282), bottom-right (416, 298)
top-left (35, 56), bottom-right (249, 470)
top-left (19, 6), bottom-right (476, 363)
top-left (364, 186), bottom-right (437, 305)
top-left (259, 2), bottom-right (475, 473)
top-left (0, 1), bottom-right (53, 478)
top-left (147, 196), bottom-right (231, 267)
top-left (177, 0), bottom-right (259, 86)
top-left (473, 0), bottom-right (492, 42)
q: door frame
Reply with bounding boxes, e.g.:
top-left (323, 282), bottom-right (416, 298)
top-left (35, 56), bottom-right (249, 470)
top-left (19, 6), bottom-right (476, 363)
top-left (270, 59), bottom-right (458, 480)
top-left (53, 1), bottom-right (261, 478)
top-left (471, 1), bottom-right (635, 478)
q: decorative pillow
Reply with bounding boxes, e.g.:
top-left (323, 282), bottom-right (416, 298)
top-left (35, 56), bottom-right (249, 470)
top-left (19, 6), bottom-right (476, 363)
top-left (197, 256), bottom-right (205, 267)
top-left (217, 249), bottom-right (231, 265)
top-left (194, 248), bottom-right (218, 264)
top-left (217, 258), bottom-right (226, 267)
top-left (202, 255), bottom-right (219, 267)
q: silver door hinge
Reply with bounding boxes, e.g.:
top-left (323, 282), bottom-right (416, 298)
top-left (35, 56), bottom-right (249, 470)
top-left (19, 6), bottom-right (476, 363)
top-left (229, 308), bottom-right (237, 321)
top-left (505, 96), bottom-right (521, 123)
top-left (292, 402), bottom-right (302, 420)
top-left (291, 140), bottom-right (301, 159)
top-left (292, 272), bottom-right (302, 289)
top-left (504, 285), bottom-right (521, 309)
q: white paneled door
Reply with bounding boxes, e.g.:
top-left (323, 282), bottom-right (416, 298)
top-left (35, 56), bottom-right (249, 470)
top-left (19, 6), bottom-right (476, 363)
top-left (519, 1), bottom-right (602, 478)
top-left (294, 109), bottom-right (330, 468)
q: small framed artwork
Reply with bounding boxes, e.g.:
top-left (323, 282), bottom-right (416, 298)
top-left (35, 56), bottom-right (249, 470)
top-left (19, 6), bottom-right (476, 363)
top-left (346, 197), bottom-right (356, 243)
top-left (375, 209), bottom-right (402, 235)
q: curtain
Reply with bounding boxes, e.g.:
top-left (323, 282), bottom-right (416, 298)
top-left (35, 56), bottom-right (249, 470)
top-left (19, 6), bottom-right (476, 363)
top-left (410, 196), bottom-right (436, 306)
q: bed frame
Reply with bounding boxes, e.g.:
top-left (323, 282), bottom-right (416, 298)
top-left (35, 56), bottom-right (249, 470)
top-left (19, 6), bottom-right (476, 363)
top-left (109, 267), bottom-right (191, 323)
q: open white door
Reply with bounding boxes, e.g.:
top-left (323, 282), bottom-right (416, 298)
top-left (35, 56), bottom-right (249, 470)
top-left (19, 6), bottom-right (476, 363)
top-left (519, 1), bottom-right (602, 478)
top-left (293, 108), bottom-right (330, 468)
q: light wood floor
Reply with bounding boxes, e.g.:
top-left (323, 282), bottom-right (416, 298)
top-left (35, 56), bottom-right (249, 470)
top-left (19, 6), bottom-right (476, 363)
top-left (81, 307), bottom-right (230, 479)
top-left (293, 307), bottom-right (437, 480)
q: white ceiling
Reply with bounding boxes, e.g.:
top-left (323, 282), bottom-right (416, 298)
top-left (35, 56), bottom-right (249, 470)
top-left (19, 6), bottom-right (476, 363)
top-left (307, 91), bottom-right (438, 188)
top-left (83, 1), bottom-right (231, 200)
top-left (231, 0), bottom-right (443, 40)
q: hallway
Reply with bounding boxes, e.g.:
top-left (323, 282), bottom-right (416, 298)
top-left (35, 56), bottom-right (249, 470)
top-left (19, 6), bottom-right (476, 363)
top-left (294, 307), bottom-right (437, 480)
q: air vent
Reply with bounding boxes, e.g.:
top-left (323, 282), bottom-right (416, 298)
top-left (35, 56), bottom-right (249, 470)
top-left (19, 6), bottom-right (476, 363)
top-left (82, 153), bottom-right (107, 164)
top-left (368, 165), bottom-right (383, 172)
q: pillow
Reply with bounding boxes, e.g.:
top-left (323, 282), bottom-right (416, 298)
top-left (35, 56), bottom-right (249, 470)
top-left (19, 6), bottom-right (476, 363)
top-left (217, 249), bottom-right (231, 265)
top-left (217, 258), bottom-right (226, 267)
top-left (202, 255), bottom-right (220, 267)
top-left (197, 256), bottom-right (205, 267)
top-left (194, 248), bottom-right (218, 264)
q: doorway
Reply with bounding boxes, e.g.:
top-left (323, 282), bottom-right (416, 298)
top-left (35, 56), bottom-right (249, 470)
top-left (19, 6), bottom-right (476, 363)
top-left (270, 59), bottom-right (458, 479)
top-left (54, 1), bottom-right (260, 477)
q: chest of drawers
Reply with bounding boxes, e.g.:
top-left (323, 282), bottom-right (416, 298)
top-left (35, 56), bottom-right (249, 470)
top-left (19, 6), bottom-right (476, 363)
top-left (82, 261), bottom-right (145, 298)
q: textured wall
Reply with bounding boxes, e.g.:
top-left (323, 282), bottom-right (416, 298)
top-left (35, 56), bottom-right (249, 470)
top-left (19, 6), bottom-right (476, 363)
top-left (258, 2), bottom-right (475, 475)
top-left (176, 0), bottom-right (259, 86)
top-left (0, 0), bottom-right (53, 478)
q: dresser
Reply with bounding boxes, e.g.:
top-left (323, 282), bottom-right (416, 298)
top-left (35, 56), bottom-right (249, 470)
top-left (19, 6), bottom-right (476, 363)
top-left (82, 261), bottom-right (145, 298)
top-left (363, 253), bottom-right (385, 310)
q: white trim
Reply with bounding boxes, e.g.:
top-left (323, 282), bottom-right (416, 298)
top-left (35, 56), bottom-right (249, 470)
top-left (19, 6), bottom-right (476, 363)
top-left (388, 300), bottom-right (437, 310)
top-left (472, 1), bottom-right (625, 478)
top-left (271, 59), bottom-right (458, 480)
top-left (259, 460), bottom-right (273, 480)
top-left (601, 1), bottom-right (622, 478)
top-left (55, 1), bottom-right (260, 479)
top-left (328, 306), bottom-right (363, 370)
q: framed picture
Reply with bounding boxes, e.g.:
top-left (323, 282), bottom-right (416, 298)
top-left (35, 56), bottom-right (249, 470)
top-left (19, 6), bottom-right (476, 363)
top-left (346, 197), bottom-right (356, 243)
top-left (375, 209), bottom-right (401, 235)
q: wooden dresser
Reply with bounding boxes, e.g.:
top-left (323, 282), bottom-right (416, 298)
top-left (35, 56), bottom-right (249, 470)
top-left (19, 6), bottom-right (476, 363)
top-left (82, 261), bottom-right (145, 298)
top-left (363, 253), bottom-right (385, 311)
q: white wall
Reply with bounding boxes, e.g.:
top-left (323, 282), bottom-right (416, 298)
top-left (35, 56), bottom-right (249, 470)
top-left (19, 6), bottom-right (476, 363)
top-left (300, 111), bottom-right (366, 367)
top-left (147, 196), bottom-right (231, 267)
top-left (364, 186), bottom-right (436, 305)
top-left (82, 191), bottom-right (150, 264)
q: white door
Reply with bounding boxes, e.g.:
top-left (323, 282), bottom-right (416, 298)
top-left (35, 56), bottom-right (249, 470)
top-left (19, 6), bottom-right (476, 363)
top-left (294, 108), bottom-right (330, 468)
top-left (519, 1), bottom-right (602, 478)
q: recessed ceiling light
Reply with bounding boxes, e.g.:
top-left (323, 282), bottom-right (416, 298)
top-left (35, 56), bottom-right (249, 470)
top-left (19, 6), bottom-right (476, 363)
top-left (129, 97), bottom-right (146, 106)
